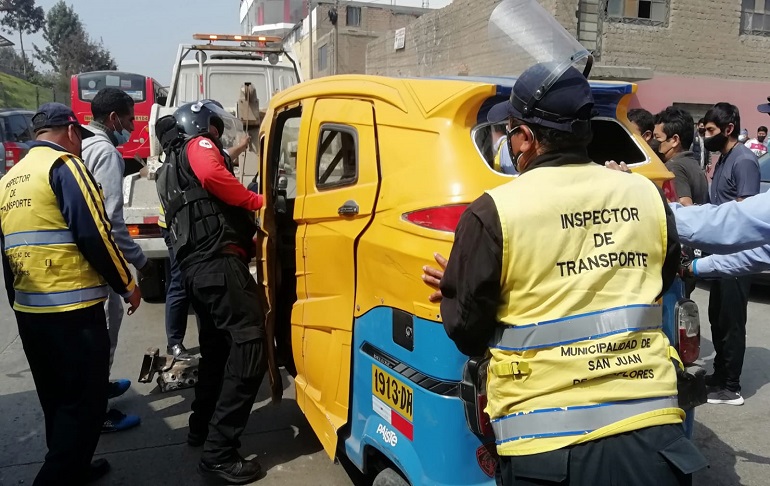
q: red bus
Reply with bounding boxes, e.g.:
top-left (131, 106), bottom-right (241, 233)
top-left (71, 71), bottom-right (168, 161)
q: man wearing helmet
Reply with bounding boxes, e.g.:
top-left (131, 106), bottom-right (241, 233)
top-left (422, 63), bottom-right (707, 484)
top-left (156, 100), bottom-right (266, 484)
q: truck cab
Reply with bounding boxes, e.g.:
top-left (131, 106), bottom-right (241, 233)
top-left (255, 74), bottom-right (705, 485)
top-left (123, 33), bottom-right (300, 301)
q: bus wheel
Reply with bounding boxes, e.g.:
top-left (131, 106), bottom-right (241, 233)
top-left (373, 468), bottom-right (409, 486)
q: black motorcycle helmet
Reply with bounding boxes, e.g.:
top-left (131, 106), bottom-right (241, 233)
top-left (173, 99), bottom-right (229, 139)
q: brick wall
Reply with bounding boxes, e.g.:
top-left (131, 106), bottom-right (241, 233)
top-left (366, 0), bottom-right (770, 81)
top-left (366, 0), bottom-right (503, 77)
top-left (602, 0), bottom-right (770, 79)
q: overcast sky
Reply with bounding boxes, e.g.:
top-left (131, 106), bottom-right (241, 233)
top-left (21, 0), bottom-right (453, 85)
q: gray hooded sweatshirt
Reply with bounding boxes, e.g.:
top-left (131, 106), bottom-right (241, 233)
top-left (82, 122), bottom-right (147, 269)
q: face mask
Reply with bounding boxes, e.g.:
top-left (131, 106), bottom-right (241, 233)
top-left (759, 135), bottom-right (766, 143)
top-left (648, 138), bottom-right (661, 154)
top-left (113, 118), bottom-right (131, 146)
top-left (698, 128), bottom-right (706, 135)
top-left (704, 132), bottom-right (728, 152)
top-left (506, 125), bottom-right (532, 173)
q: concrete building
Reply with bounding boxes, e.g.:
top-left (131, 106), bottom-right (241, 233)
top-left (283, 1), bottom-right (430, 80)
top-left (366, 0), bottom-right (770, 133)
top-left (240, 0), bottom-right (307, 34)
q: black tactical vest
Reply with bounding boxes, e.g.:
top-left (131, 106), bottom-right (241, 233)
top-left (156, 134), bottom-right (258, 269)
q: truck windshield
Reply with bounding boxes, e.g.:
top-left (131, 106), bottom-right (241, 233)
top-left (208, 73), bottom-right (269, 109)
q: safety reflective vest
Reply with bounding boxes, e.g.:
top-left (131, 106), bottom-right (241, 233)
top-left (0, 146), bottom-right (109, 313)
top-left (485, 162), bottom-right (683, 457)
top-left (493, 140), bottom-right (504, 173)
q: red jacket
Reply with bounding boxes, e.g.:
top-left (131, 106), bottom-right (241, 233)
top-left (186, 137), bottom-right (263, 211)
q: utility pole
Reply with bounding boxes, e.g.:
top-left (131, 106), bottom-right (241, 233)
top-left (334, 0), bottom-right (340, 75)
top-left (308, 0), bottom-right (314, 79)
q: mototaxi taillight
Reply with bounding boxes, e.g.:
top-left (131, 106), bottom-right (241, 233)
top-left (461, 357), bottom-right (494, 437)
top-left (675, 299), bottom-right (700, 365)
top-left (402, 204), bottom-right (468, 232)
top-left (662, 180), bottom-right (679, 203)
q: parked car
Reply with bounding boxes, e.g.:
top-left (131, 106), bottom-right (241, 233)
top-left (0, 109), bottom-right (35, 177)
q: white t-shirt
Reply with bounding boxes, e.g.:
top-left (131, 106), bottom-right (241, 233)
top-left (745, 138), bottom-right (768, 157)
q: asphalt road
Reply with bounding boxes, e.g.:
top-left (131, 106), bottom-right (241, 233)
top-left (0, 279), bottom-right (769, 485)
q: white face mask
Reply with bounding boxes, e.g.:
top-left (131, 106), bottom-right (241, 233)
top-left (113, 117), bottom-right (131, 146)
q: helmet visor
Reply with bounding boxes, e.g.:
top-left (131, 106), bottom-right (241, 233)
top-left (198, 100), bottom-right (245, 152)
top-left (488, 0), bottom-right (592, 102)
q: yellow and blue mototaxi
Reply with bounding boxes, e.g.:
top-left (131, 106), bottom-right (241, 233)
top-left (254, 74), bottom-right (704, 485)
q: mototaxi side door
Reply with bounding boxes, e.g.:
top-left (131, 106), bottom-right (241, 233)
top-left (294, 97), bottom-right (381, 457)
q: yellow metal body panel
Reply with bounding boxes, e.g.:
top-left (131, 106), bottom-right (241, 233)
top-left (257, 74), bottom-right (676, 461)
top-left (293, 98), bottom-right (379, 457)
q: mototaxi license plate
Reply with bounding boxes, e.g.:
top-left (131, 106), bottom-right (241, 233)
top-left (372, 364), bottom-right (413, 421)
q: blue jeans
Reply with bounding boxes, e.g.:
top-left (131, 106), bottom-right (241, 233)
top-left (162, 228), bottom-right (190, 348)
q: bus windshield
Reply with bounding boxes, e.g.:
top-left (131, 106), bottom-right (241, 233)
top-left (78, 72), bottom-right (147, 102)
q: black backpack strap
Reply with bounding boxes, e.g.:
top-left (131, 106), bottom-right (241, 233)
top-left (165, 187), bottom-right (210, 223)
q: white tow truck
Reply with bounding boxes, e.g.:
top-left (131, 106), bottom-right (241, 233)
top-left (122, 33), bottom-right (301, 301)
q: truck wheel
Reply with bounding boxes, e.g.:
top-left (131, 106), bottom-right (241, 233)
top-left (373, 468), bottom-right (409, 486)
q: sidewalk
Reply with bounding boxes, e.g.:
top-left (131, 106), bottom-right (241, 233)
top-left (0, 291), bottom-right (353, 485)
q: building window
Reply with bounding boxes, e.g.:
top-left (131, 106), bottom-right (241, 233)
top-left (346, 6), bottom-right (361, 27)
top-left (606, 0), bottom-right (668, 25)
top-left (318, 44), bottom-right (328, 71)
top-left (742, 0), bottom-right (770, 36)
top-left (316, 125), bottom-right (358, 189)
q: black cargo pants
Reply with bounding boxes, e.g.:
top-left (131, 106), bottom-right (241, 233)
top-left (495, 424), bottom-right (708, 486)
top-left (16, 305), bottom-right (109, 485)
top-left (183, 254), bottom-right (267, 464)
top-left (708, 276), bottom-right (752, 392)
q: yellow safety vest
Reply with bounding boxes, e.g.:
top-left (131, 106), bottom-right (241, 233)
top-left (157, 151), bottom-right (167, 228)
top-left (485, 162), bottom-right (683, 457)
top-left (0, 146), bottom-right (111, 313)
top-left (158, 205), bottom-right (166, 228)
top-left (493, 140), bottom-right (503, 173)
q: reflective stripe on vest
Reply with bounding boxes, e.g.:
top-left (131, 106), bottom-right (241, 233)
top-left (492, 396), bottom-right (679, 444)
top-left (14, 285), bottom-right (109, 308)
top-left (491, 305), bottom-right (662, 352)
top-left (4, 230), bottom-right (75, 249)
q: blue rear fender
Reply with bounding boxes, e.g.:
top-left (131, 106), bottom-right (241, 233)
top-left (346, 307), bottom-right (496, 486)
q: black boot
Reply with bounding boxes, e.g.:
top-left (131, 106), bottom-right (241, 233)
top-left (85, 458), bottom-right (111, 484)
top-left (197, 456), bottom-right (263, 484)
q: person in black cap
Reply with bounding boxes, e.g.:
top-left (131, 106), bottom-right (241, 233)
top-left (0, 102), bottom-right (141, 485)
top-left (422, 65), bottom-right (706, 485)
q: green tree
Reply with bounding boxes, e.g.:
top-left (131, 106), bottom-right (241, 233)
top-left (58, 30), bottom-right (116, 74)
top-left (32, 0), bottom-right (80, 72)
top-left (0, 0), bottom-right (44, 76)
top-left (0, 46), bottom-right (36, 77)
top-left (33, 1), bottom-right (116, 76)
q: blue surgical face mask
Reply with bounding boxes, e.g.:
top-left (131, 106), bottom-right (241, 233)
top-left (113, 118), bottom-right (131, 146)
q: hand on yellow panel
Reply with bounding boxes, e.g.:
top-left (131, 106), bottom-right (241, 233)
top-left (422, 252), bottom-right (448, 303)
top-left (604, 160), bottom-right (631, 173)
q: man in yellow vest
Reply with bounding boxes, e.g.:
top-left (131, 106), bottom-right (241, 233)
top-left (0, 103), bottom-right (141, 485)
top-left (422, 65), bottom-right (707, 484)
